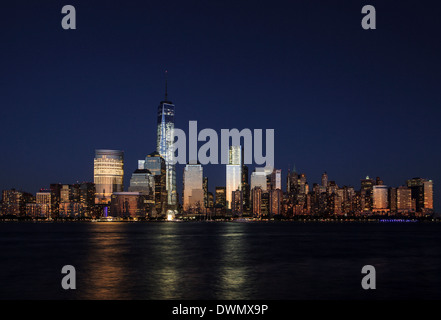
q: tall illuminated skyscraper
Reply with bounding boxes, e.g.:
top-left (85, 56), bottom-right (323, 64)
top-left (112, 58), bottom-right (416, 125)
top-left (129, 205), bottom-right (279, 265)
top-left (156, 72), bottom-right (177, 212)
top-left (226, 145), bottom-right (242, 209)
top-left (423, 180), bottom-right (434, 214)
top-left (94, 149), bottom-right (124, 204)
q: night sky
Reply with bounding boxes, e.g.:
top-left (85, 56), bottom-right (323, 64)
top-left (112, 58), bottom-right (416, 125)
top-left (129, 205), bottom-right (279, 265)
top-left (1, 1), bottom-right (440, 210)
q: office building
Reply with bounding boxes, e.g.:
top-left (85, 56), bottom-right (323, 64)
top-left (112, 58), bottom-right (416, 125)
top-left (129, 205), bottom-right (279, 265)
top-left (144, 151), bottom-right (167, 217)
top-left (129, 169), bottom-right (155, 194)
top-left (94, 149), bottom-right (124, 204)
top-left (183, 163), bottom-right (204, 212)
top-left (215, 187), bottom-right (226, 208)
top-left (226, 145), bottom-right (242, 209)
top-left (156, 74), bottom-right (177, 210)
top-left (110, 192), bottom-right (154, 218)
top-left (373, 185), bottom-right (388, 212)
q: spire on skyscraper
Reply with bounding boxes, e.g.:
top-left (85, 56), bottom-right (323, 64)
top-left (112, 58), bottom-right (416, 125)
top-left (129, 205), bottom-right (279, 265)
top-left (164, 70), bottom-right (168, 102)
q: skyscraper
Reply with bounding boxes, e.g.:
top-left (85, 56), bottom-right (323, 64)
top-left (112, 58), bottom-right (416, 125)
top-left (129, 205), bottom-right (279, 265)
top-left (269, 188), bottom-right (282, 216)
top-left (287, 166), bottom-right (299, 195)
top-left (1, 189), bottom-right (23, 216)
top-left (232, 190), bottom-right (243, 216)
top-left (407, 178), bottom-right (434, 214)
top-left (241, 165), bottom-right (250, 212)
top-left (251, 169), bottom-right (268, 191)
top-left (226, 145), bottom-right (242, 209)
top-left (252, 186), bottom-right (262, 217)
top-left (129, 169), bottom-right (155, 194)
top-left (79, 182), bottom-right (95, 217)
top-left (156, 72), bottom-right (177, 212)
top-left (423, 180), bottom-right (434, 214)
top-left (203, 177), bottom-right (209, 208)
top-left (94, 149), bottom-right (124, 204)
top-left (183, 163), bottom-right (204, 212)
top-left (360, 176), bottom-right (374, 212)
top-left (321, 172), bottom-right (328, 188)
top-left (215, 187), bottom-right (226, 208)
top-left (144, 151), bottom-right (167, 217)
top-left (270, 169), bottom-right (282, 190)
top-left (36, 191), bottom-right (51, 218)
top-left (373, 185), bottom-right (388, 212)
top-left (397, 186), bottom-right (413, 214)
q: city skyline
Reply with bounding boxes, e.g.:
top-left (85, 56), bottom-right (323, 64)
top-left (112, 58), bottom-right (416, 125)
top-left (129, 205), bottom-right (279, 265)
top-left (0, 73), bottom-right (437, 217)
top-left (0, 138), bottom-right (435, 218)
top-left (1, 1), bottom-right (440, 211)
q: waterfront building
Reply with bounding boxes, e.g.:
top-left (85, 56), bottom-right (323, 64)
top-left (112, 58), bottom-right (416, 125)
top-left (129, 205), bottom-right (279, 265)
top-left (361, 176), bottom-right (375, 212)
top-left (1, 189), bottom-right (22, 216)
top-left (215, 187), bottom-right (226, 208)
top-left (407, 178), bottom-right (434, 214)
top-left (226, 145), bottom-right (242, 209)
top-left (232, 189), bottom-right (243, 216)
top-left (269, 188), bottom-right (282, 216)
top-left (270, 169), bottom-right (282, 190)
top-left (110, 192), bottom-right (154, 218)
top-left (242, 165), bottom-right (250, 212)
top-left (207, 192), bottom-right (214, 208)
top-left (203, 177), bottom-right (209, 208)
top-left (261, 191), bottom-right (270, 216)
top-left (94, 149), bottom-right (124, 204)
top-left (144, 151), bottom-right (167, 217)
top-left (287, 165), bottom-right (299, 195)
top-left (423, 180), bottom-right (434, 214)
top-left (251, 186), bottom-right (262, 217)
top-left (250, 168), bottom-right (268, 191)
top-left (397, 186), bottom-right (413, 214)
top-left (79, 182), bottom-right (95, 216)
top-left (156, 73), bottom-right (177, 211)
top-left (129, 169), bottom-right (155, 194)
top-left (389, 187), bottom-right (397, 213)
top-left (373, 185), bottom-right (389, 213)
top-left (36, 191), bottom-right (52, 218)
top-left (1, 189), bottom-right (33, 216)
top-left (183, 163), bottom-right (204, 212)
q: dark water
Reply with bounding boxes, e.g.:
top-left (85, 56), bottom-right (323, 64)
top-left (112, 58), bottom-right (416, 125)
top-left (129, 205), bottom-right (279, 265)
top-left (1, 221), bottom-right (441, 300)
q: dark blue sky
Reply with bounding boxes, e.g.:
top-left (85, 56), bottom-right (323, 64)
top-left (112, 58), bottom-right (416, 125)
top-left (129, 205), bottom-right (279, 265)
top-left (1, 0), bottom-right (440, 210)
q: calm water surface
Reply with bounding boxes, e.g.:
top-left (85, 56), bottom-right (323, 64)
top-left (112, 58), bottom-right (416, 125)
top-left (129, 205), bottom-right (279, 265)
top-left (1, 221), bottom-right (441, 300)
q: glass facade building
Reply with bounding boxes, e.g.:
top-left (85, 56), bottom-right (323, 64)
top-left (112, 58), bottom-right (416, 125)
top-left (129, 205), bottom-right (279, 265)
top-left (215, 187), bottom-right (226, 208)
top-left (110, 192), bottom-right (154, 218)
top-left (94, 149), bottom-right (124, 204)
top-left (156, 96), bottom-right (177, 211)
top-left (226, 146), bottom-right (242, 209)
top-left (373, 185), bottom-right (388, 211)
top-left (144, 151), bottom-right (167, 217)
top-left (129, 169), bottom-right (155, 194)
top-left (251, 170), bottom-right (268, 191)
top-left (183, 164), bottom-right (204, 212)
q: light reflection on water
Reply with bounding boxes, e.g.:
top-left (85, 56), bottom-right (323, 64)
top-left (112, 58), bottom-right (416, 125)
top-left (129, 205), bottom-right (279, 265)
top-left (216, 223), bottom-right (251, 300)
top-left (1, 222), bottom-right (441, 299)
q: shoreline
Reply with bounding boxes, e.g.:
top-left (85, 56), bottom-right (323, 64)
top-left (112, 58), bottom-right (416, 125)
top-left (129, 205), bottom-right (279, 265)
top-left (0, 216), bottom-right (439, 223)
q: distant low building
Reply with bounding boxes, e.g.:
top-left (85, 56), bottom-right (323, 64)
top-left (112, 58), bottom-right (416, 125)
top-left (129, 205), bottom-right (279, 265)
top-left (110, 192), bottom-right (154, 218)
